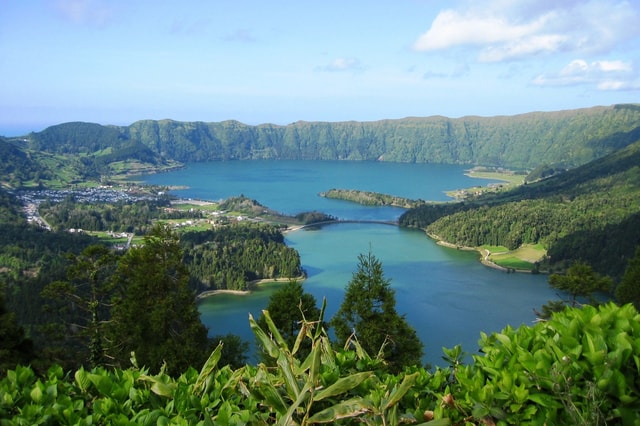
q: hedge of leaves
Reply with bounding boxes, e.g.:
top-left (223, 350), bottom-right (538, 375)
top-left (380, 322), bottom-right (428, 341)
top-left (1, 302), bottom-right (639, 425)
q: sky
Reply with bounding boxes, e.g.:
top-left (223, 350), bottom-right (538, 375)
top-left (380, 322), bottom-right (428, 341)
top-left (1, 0), bottom-right (639, 135)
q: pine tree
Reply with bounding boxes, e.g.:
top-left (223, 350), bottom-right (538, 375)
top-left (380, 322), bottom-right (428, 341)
top-left (257, 280), bottom-right (321, 362)
top-left (107, 225), bottom-right (210, 376)
top-left (0, 291), bottom-right (34, 375)
top-left (616, 247), bottom-right (640, 310)
top-left (331, 251), bottom-right (423, 373)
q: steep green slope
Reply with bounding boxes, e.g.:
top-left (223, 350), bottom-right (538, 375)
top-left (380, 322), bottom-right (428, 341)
top-left (400, 138), bottom-right (640, 278)
top-left (21, 104), bottom-right (640, 170)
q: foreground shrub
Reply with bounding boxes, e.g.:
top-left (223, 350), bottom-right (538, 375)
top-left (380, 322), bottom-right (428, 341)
top-left (1, 302), bottom-right (638, 425)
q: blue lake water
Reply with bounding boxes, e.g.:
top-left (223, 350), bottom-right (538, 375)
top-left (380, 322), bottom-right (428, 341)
top-left (141, 160), bottom-right (557, 367)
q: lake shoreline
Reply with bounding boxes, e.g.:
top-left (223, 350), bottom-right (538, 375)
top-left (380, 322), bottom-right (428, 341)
top-left (196, 275), bottom-right (307, 300)
top-left (425, 231), bottom-right (535, 274)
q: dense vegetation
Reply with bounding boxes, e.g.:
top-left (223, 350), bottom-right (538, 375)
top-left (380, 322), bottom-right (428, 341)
top-left (182, 223), bottom-right (302, 292)
top-left (400, 138), bottom-right (640, 278)
top-left (39, 197), bottom-right (180, 233)
top-left (331, 252), bottom-right (423, 374)
top-left (0, 188), bottom-right (304, 371)
top-left (2, 302), bottom-right (639, 424)
top-left (320, 189), bottom-right (424, 209)
top-left (2, 104), bottom-right (640, 422)
top-left (0, 105), bottom-right (636, 187)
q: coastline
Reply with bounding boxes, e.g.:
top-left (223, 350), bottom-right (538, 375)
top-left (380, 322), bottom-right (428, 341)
top-left (426, 231), bottom-right (532, 274)
top-left (196, 275), bottom-right (307, 300)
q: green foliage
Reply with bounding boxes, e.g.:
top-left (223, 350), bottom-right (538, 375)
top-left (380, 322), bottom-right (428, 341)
top-left (108, 225), bottom-right (210, 376)
top-left (331, 251), bottom-right (423, 373)
top-left (320, 189), bottom-right (424, 208)
top-left (616, 247), bottom-right (640, 310)
top-left (257, 280), bottom-right (322, 363)
top-left (401, 139), bottom-right (640, 278)
top-left (455, 303), bottom-right (640, 425)
top-left (0, 291), bottom-right (34, 375)
top-left (182, 222), bottom-right (302, 291)
top-left (548, 261), bottom-right (613, 308)
top-left (41, 244), bottom-right (117, 368)
top-left (15, 105), bottom-right (640, 175)
top-left (38, 196), bottom-right (177, 233)
top-left (2, 303), bottom-right (639, 425)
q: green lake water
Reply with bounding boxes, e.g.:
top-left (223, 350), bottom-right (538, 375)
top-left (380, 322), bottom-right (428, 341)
top-left (141, 160), bottom-right (557, 366)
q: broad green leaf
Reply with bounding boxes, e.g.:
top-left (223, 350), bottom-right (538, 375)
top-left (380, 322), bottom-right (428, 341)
top-left (306, 397), bottom-right (373, 423)
top-left (74, 367), bottom-right (90, 392)
top-left (314, 372), bottom-right (373, 401)
top-left (384, 372), bottom-right (419, 410)
top-left (30, 384), bottom-right (43, 404)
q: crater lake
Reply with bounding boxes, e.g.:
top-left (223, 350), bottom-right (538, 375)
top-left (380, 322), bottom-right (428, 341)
top-left (140, 160), bottom-right (557, 366)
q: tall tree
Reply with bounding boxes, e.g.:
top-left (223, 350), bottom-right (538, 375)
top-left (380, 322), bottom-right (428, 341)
top-left (331, 251), bottom-right (423, 373)
top-left (41, 244), bottom-right (116, 368)
top-left (0, 290), bottom-right (34, 375)
top-left (548, 261), bottom-right (612, 307)
top-left (107, 224), bottom-right (210, 376)
top-left (616, 247), bottom-right (640, 310)
top-left (256, 280), bottom-right (321, 362)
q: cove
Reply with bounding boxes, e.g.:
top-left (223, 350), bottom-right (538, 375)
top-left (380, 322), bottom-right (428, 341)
top-left (141, 160), bottom-right (556, 367)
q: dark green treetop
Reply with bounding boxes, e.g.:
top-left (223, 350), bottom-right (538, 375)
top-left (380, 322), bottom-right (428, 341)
top-left (331, 251), bottom-right (423, 373)
top-left (108, 224), bottom-right (210, 376)
top-left (256, 280), bottom-right (322, 363)
top-left (616, 246), bottom-right (640, 310)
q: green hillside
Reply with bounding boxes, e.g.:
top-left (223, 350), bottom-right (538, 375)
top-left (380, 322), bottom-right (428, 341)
top-left (19, 104), bottom-right (640, 170)
top-left (399, 138), bottom-right (640, 278)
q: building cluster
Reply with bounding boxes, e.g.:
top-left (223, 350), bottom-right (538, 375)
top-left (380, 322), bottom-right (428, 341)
top-left (12, 187), bottom-right (158, 229)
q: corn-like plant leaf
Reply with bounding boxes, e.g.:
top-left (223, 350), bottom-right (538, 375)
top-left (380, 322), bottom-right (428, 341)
top-left (314, 371), bottom-right (373, 402)
top-left (277, 351), bottom-right (301, 400)
top-left (309, 337), bottom-right (322, 385)
top-left (194, 341), bottom-right (223, 396)
top-left (249, 313), bottom-right (281, 359)
top-left (383, 372), bottom-right (419, 410)
top-left (306, 397), bottom-right (373, 423)
top-left (280, 382), bottom-right (312, 426)
top-left (320, 335), bottom-right (336, 370)
top-left (262, 309), bottom-right (289, 350)
top-left (253, 365), bottom-right (288, 415)
top-left (314, 298), bottom-right (327, 340)
top-left (291, 320), bottom-right (309, 356)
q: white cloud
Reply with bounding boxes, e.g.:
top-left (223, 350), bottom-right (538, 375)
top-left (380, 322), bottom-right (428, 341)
top-left (317, 57), bottom-right (365, 72)
top-left (533, 59), bottom-right (639, 90)
top-left (413, 0), bottom-right (640, 62)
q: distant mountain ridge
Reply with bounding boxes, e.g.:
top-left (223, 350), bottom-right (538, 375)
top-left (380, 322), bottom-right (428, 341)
top-left (22, 104), bottom-right (640, 169)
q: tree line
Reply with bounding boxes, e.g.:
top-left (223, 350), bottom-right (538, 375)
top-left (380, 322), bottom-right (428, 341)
top-left (23, 104), bottom-right (640, 170)
top-left (182, 223), bottom-right (302, 291)
top-left (400, 138), bottom-right (640, 279)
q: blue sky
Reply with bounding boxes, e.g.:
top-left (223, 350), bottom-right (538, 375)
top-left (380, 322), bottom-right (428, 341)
top-left (1, 0), bottom-right (639, 135)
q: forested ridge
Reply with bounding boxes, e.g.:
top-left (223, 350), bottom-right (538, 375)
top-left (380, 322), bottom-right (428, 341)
top-left (400, 138), bottom-right (640, 278)
top-left (6, 104), bottom-right (639, 175)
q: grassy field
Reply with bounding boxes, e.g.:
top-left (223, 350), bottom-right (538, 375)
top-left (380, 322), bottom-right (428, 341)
top-left (466, 170), bottom-right (526, 186)
top-left (487, 244), bottom-right (547, 271)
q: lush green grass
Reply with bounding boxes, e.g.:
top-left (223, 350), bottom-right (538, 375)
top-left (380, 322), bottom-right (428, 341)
top-left (492, 256), bottom-right (536, 271)
top-left (467, 170), bottom-right (525, 186)
top-left (480, 245), bottom-right (509, 253)
top-left (489, 244), bottom-right (547, 271)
